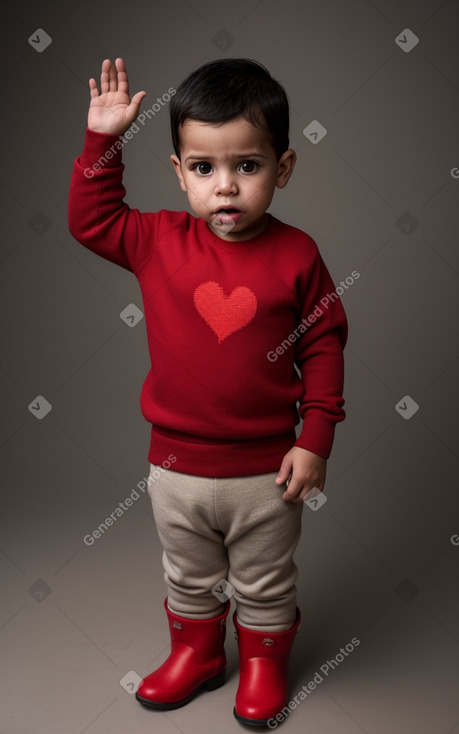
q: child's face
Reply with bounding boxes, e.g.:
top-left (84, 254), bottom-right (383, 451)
top-left (170, 116), bottom-right (296, 241)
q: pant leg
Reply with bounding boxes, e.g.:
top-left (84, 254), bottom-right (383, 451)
top-left (215, 472), bottom-right (303, 632)
top-left (147, 464), bottom-right (228, 618)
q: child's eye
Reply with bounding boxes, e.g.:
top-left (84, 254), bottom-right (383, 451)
top-left (193, 162), bottom-right (213, 175)
top-left (239, 161), bottom-right (258, 173)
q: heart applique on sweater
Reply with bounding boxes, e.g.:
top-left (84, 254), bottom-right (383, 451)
top-left (193, 281), bottom-right (257, 343)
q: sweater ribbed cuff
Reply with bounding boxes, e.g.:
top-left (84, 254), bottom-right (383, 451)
top-left (79, 127), bottom-right (124, 170)
top-left (294, 415), bottom-right (338, 460)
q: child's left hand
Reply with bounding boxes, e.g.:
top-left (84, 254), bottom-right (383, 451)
top-left (275, 446), bottom-right (327, 503)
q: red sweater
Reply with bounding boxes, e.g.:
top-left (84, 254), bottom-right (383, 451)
top-left (68, 128), bottom-right (348, 477)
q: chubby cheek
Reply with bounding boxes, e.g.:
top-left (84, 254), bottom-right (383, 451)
top-left (180, 177), bottom-right (205, 207)
top-left (244, 181), bottom-right (272, 210)
top-left (188, 187), bottom-right (208, 212)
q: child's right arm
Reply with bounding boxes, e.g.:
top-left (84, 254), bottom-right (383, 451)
top-left (68, 58), bottom-right (164, 274)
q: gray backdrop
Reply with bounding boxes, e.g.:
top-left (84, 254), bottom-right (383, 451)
top-left (1, 1), bottom-right (458, 733)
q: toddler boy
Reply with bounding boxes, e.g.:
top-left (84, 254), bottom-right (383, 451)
top-left (68, 56), bottom-right (348, 726)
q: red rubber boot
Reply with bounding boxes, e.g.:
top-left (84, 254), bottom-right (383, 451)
top-left (233, 608), bottom-right (301, 726)
top-left (135, 597), bottom-right (230, 709)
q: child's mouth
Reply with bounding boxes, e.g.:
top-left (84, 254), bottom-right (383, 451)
top-left (214, 208), bottom-right (242, 223)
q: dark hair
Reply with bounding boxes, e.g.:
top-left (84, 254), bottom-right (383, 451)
top-left (170, 58), bottom-right (290, 160)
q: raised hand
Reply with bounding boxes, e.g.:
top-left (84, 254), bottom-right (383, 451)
top-left (87, 58), bottom-right (146, 135)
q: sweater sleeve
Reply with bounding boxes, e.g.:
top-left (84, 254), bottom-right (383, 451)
top-left (68, 127), bottom-right (161, 274)
top-left (293, 245), bottom-right (348, 459)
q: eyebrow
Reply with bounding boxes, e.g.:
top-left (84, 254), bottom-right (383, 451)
top-left (184, 153), bottom-right (269, 163)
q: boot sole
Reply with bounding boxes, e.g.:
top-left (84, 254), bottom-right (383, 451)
top-left (135, 669), bottom-right (226, 710)
top-left (233, 707), bottom-right (271, 726)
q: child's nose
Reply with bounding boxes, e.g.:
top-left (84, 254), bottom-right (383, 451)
top-left (215, 172), bottom-right (237, 195)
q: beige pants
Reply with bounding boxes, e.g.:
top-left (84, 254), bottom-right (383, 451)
top-left (147, 464), bottom-right (303, 632)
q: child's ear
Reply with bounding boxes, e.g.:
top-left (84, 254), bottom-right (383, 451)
top-left (276, 149), bottom-right (296, 189)
top-left (170, 155), bottom-right (187, 192)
